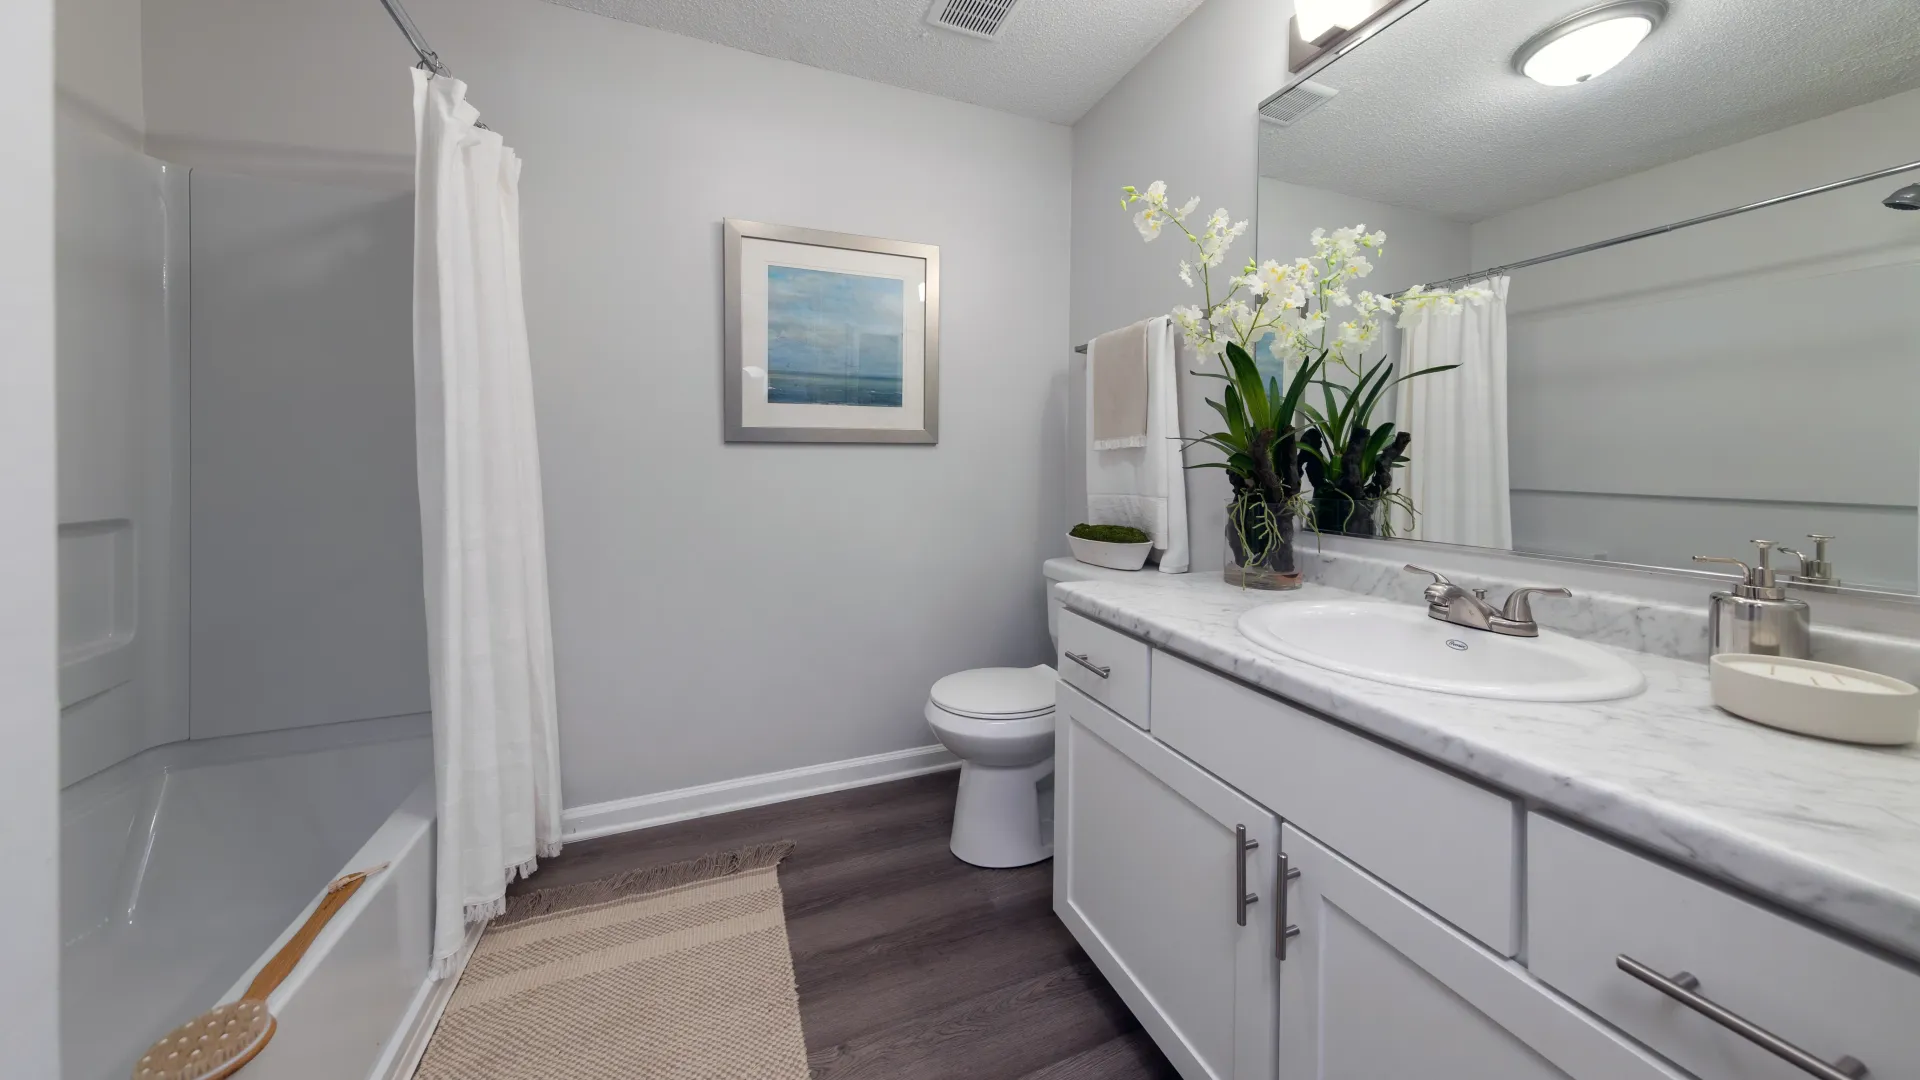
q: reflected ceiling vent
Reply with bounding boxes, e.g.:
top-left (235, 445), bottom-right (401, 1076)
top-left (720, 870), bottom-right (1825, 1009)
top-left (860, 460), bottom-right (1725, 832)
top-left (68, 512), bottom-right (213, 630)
top-left (1259, 79), bottom-right (1339, 126)
top-left (925, 0), bottom-right (1028, 40)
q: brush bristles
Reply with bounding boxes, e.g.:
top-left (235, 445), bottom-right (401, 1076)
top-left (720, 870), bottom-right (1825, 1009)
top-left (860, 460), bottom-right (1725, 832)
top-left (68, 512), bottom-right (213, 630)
top-left (133, 999), bottom-right (272, 1080)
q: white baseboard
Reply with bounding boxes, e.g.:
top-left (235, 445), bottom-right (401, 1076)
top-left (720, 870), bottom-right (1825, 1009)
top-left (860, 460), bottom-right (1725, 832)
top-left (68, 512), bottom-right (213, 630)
top-left (368, 922), bottom-right (483, 1080)
top-left (561, 744), bottom-right (960, 843)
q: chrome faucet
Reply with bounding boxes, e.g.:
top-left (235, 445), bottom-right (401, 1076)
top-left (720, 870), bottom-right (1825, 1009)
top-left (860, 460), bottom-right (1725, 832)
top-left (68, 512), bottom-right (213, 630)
top-left (1403, 565), bottom-right (1571, 638)
top-left (1775, 534), bottom-right (1840, 587)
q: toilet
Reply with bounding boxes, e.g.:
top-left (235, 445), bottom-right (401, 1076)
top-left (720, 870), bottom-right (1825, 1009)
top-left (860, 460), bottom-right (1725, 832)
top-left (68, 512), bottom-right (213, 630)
top-left (926, 559), bottom-right (1109, 868)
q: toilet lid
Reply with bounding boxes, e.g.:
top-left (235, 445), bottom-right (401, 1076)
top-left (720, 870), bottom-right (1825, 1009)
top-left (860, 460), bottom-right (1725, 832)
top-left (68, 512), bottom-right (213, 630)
top-left (930, 665), bottom-right (1057, 720)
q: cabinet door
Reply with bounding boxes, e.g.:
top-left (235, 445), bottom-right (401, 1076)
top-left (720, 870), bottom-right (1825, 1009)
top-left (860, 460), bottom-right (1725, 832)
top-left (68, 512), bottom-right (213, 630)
top-left (1055, 683), bottom-right (1280, 1080)
top-left (1277, 826), bottom-right (1687, 1080)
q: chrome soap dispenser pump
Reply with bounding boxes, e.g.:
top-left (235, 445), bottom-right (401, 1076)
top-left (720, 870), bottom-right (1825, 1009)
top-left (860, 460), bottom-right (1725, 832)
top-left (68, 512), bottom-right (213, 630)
top-left (1693, 540), bottom-right (1811, 659)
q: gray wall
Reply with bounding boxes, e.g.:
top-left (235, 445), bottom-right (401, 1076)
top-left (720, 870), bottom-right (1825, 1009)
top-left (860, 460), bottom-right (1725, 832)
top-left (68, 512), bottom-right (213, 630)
top-left (1257, 177), bottom-right (1471, 296)
top-left (143, 0), bottom-right (1072, 807)
top-left (187, 172), bottom-right (427, 739)
top-left (1069, 0), bottom-right (1290, 570)
top-left (2, 0), bottom-right (59, 1069)
top-left (1473, 88), bottom-right (1920, 591)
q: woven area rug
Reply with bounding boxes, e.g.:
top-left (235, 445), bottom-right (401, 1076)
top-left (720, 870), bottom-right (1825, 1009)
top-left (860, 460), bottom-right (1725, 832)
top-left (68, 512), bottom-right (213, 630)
top-left (416, 842), bottom-right (809, 1080)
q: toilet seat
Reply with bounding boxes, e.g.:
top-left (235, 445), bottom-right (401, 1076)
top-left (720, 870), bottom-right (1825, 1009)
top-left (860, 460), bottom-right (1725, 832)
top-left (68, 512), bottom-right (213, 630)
top-left (929, 665), bottom-right (1056, 721)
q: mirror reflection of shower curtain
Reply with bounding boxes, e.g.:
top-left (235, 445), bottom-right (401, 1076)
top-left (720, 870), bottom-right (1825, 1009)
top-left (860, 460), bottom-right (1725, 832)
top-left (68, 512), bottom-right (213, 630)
top-left (1390, 276), bottom-right (1513, 549)
top-left (412, 68), bottom-right (565, 979)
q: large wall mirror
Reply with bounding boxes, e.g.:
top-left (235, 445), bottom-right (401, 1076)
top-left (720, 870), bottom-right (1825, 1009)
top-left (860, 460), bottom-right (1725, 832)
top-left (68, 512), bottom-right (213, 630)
top-left (1257, 0), bottom-right (1920, 597)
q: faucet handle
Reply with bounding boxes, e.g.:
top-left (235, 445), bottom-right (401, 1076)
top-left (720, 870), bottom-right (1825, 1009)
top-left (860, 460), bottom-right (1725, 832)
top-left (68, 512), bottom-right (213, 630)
top-left (1500, 586), bottom-right (1571, 623)
top-left (1404, 564), bottom-right (1456, 607)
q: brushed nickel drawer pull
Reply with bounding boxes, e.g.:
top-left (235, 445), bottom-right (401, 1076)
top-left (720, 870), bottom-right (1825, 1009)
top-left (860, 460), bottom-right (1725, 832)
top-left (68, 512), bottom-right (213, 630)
top-left (1235, 825), bottom-right (1259, 927)
top-left (1065, 651), bottom-right (1111, 679)
top-left (1277, 850), bottom-right (1301, 959)
top-left (1615, 955), bottom-right (1867, 1080)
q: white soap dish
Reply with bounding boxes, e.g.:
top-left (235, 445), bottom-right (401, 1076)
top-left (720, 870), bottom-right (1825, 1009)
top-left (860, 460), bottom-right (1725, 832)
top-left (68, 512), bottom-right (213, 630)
top-left (1709, 654), bottom-right (1918, 746)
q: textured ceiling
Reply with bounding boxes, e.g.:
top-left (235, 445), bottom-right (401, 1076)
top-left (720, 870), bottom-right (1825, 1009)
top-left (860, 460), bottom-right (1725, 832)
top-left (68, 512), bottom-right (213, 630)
top-left (541, 0), bottom-right (1206, 124)
top-left (1259, 0), bottom-right (1920, 220)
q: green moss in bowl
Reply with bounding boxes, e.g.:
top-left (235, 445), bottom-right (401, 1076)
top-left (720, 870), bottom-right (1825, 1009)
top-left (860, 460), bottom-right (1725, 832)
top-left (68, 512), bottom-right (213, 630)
top-left (1071, 523), bottom-right (1152, 545)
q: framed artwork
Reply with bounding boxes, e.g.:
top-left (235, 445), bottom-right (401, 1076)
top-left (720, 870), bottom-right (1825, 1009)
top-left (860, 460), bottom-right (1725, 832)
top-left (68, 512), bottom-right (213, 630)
top-left (723, 219), bottom-right (940, 444)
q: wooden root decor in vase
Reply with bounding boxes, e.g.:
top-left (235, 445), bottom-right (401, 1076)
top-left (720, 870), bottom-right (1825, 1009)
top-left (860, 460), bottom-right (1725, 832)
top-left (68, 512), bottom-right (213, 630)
top-left (1302, 424), bottom-right (1410, 538)
top-left (1227, 486), bottom-right (1302, 589)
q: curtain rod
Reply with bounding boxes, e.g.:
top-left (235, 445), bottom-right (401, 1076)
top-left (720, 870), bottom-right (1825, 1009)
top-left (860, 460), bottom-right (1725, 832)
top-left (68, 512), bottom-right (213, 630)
top-left (380, 0), bottom-right (494, 129)
top-left (1394, 158), bottom-right (1920, 296)
top-left (379, 0), bottom-right (450, 77)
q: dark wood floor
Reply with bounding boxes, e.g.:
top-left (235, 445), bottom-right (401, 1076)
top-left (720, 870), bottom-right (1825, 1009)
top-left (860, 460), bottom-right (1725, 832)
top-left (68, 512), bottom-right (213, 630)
top-left (507, 770), bottom-right (1180, 1080)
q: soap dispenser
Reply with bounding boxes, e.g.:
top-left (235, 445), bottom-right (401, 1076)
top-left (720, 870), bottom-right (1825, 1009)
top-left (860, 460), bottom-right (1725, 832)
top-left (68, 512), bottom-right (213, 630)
top-left (1692, 541), bottom-right (1811, 659)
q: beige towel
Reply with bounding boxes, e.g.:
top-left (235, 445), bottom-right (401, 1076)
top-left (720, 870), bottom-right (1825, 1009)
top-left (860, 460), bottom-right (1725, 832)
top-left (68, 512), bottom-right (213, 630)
top-left (1090, 320), bottom-right (1150, 449)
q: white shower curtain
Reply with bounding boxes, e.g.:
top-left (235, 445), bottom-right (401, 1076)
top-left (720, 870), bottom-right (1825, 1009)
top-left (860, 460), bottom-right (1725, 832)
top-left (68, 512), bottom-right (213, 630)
top-left (1390, 277), bottom-right (1513, 549)
top-left (411, 68), bottom-right (564, 978)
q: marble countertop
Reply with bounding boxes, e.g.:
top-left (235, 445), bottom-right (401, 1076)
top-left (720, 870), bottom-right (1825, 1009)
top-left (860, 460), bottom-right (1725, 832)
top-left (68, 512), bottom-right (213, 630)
top-left (1055, 569), bottom-right (1920, 962)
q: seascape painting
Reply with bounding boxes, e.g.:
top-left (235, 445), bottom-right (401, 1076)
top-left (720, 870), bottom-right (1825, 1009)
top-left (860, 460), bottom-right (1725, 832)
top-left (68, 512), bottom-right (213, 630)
top-left (1254, 331), bottom-right (1289, 388)
top-left (725, 219), bottom-right (937, 443)
top-left (765, 265), bottom-right (904, 408)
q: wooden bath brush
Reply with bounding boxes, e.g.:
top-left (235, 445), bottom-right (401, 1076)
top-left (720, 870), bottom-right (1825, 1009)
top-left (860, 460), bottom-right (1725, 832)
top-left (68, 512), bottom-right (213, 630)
top-left (132, 865), bottom-right (385, 1080)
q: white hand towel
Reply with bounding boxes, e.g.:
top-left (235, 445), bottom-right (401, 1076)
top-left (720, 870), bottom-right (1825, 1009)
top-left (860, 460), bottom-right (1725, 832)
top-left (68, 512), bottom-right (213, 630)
top-left (1086, 317), bottom-right (1190, 573)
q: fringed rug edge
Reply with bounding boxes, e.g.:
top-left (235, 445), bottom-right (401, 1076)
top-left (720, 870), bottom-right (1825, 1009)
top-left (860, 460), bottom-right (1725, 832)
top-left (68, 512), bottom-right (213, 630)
top-left (495, 840), bottom-right (795, 928)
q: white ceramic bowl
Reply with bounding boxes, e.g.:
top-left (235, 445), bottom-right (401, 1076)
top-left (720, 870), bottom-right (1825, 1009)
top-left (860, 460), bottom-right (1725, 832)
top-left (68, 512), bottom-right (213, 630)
top-left (1067, 534), bottom-right (1152, 571)
top-left (1709, 653), bottom-right (1919, 746)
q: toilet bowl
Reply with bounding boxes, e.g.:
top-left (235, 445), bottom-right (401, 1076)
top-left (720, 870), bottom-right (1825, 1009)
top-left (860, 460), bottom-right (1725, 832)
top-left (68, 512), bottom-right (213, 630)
top-left (927, 558), bottom-right (1129, 868)
top-left (925, 665), bottom-right (1057, 868)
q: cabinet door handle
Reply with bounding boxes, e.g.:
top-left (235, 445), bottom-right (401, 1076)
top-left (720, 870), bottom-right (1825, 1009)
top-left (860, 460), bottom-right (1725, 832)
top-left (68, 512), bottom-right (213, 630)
top-left (1276, 850), bottom-right (1301, 959)
top-left (1235, 825), bottom-right (1259, 927)
top-left (1064, 651), bottom-right (1110, 679)
top-left (1615, 955), bottom-right (1867, 1080)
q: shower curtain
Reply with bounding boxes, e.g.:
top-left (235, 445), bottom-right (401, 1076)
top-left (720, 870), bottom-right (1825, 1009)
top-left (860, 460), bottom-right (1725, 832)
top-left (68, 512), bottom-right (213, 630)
top-left (411, 68), bottom-right (564, 978)
top-left (1390, 277), bottom-right (1513, 549)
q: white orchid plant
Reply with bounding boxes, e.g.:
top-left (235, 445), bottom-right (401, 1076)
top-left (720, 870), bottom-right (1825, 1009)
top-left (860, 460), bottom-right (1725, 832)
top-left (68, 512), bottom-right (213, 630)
top-left (1121, 181), bottom-right (1490, 542)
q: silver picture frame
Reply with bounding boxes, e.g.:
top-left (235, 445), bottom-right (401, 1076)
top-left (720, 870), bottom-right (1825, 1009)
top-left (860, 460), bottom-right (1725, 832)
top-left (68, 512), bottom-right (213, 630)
top-left (723, 219), bottom-right (940, 444)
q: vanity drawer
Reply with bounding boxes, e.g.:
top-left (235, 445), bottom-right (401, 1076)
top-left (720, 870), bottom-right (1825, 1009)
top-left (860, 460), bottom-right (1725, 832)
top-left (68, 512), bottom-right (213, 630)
top-left (1057, 610), bottom-right (1150, 729)
top-left (1150, 650), bottom-right (1519, 956)
top-left (1528, 813), bottom-right (1920, 1080)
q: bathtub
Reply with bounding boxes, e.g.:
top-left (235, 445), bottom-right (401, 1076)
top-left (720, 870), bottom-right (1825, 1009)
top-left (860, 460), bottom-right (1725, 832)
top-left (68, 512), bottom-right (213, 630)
top-left (61, 718), bottom-right (435, 1080)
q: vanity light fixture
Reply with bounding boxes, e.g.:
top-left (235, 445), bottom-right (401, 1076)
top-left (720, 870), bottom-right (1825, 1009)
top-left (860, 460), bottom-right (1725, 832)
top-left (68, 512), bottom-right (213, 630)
top-left (1512, 1), bottom-right (1667, 86)
top-left (1295, 0), bottom-right (1376, 43)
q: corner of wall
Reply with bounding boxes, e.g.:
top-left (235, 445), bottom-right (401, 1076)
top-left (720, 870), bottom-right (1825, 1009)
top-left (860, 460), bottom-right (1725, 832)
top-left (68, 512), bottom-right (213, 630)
top-left (1068, 0), bottom-right (1292, 570)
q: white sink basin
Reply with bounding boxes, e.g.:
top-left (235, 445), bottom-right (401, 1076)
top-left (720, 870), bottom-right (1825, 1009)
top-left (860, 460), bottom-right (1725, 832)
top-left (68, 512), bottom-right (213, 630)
top-left (1237, 599), bottom-right (1645, 702)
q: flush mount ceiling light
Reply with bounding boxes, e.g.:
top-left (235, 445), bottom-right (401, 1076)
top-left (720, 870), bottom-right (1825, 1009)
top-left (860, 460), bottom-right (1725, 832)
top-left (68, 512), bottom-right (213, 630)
top-left (1295, 0), bottom-right (1376, 42)
top-left (1513, 1), bottom-right (1667, 86)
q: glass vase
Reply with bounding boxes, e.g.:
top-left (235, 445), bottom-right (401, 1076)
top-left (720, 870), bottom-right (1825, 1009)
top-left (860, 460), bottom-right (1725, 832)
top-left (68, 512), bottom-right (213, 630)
top-left (1224, 494), bottom-right (1302, 590)
top-left (1312, 491), bottom-right (1380, 537)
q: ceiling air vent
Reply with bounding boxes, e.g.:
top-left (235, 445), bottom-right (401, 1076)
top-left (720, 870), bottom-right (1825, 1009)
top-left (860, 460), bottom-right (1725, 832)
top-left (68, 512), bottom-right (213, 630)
top-left (1259, 79), bottom-right (1339, 126)
top-left (926, 0), bottom-right (1028, 40)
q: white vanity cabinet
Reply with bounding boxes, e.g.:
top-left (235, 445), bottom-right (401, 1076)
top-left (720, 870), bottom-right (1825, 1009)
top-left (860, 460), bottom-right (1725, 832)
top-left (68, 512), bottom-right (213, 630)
top-left (1278, 825), bottom-right (1687, 1080)
top-left (1529, 813), bottom-right (1920, 1080)
top-left (1054, 683), bottom-right (1281, 1080)
top-left (1052, 617), bottom-right (1920, 1080)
